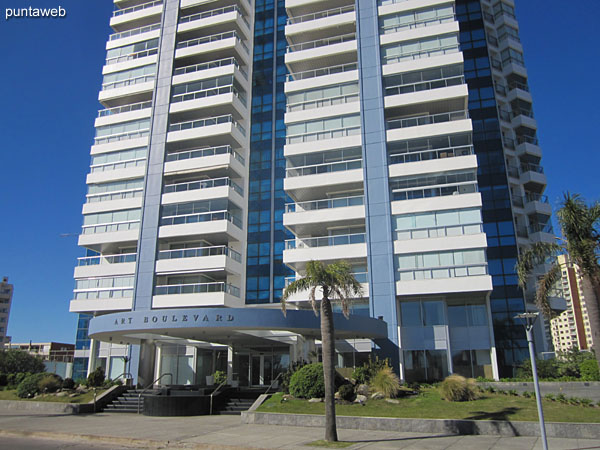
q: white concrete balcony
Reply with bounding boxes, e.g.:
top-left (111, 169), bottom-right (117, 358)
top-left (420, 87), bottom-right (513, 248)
top-left (86, 165), bottom-right (146, 185)
top-left (110, 0), bottom-right (163, 30)
top-left (395, 272), bottom-right (492, 297)
top-left (70, 297), bottom-right (133, 314)
top-left (379, 21), bottom-right (459, 48)
top-left (164, 145), bottom-right (245, 177)
top-left (78, 223), bottom-right (140, 248)
top-left (284, 164), bottom-right (363, 201)
top-left (389, 143), bottom-right (474, 167)
top-left (107, 23), bottom-right (161, 49)
top-left (386, 112), bottom-right (471, 144)
top-left (285, 99), bottom-right (360, 124)
top-left (175, 31), bottom-right (250, 65)
top-left (98, 77), bottom-right (155, 104)
top-left (158, 211), bottom-right (244, 242)
top-left (82, 197), bottom-right (143, 216)
top-left (152, 282), bottom-right (242, 308)
top-left (167, 114), bottom-right (246, 148)
top-left (286, 5), bottom-right (355, 43)
top-left (381, 43), bottom-right (460, 67)
top-left (284, 195), bottom-right (365, 235)
top-left (519, 163), bottom-right (547, 192)
top-left (284, 126), bottom-right (361, 156)
top-left (515, 135), bottom-right (542, 158)
top-left (391, 192), bottom-right (482, 217)
top-left (285, 64), bottom-right (358, 95)
top-left (378, 0), bottom-right (456, 16)
top-left (511, 110), bottom-right (537, 131)
top-left (178, 5), bottom-right (251, 40)
top-left (285, 33), bottom-right (357, 73)
top-left (528, 224), bottom-right (556, 245)
top-left (379, 10), bottom-right (455, 37)
top-left (103, 53), bottom-right (158, 76)
top-left (524, 194), bottom-right (552, 217)
top-left (169, 85), bottom-right (248, 117)
top-left (180, 0), bottom-right (250, 9)
top-left (284, 273), bottom-right (368, 304)
top-left (74, 253), bottom-right (136, 279)
top-left (393, 233), bottom-right (488, 256)
top-left (389, 154), bottom-right (477, 180)
top-left (506, 80), bottom-right (532, 103)
top-left (284, 233), bottom-right (367, 269)
top-left (155, 245), bottom-right (242, 275)
top-left (173, 57), bottom-right (249, 89)
top-left (161, 177), bottom-right (244, 207)
top-left (382, 52), bottom-right (463, 79)
top-left (96, 101), bottom-right (153, 127)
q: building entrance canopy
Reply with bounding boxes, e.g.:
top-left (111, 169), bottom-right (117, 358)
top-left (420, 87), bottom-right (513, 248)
top-left (88, 308), bottom-right (388, 346)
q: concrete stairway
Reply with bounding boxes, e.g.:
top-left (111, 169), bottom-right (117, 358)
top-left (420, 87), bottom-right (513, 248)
top-left (103, 389), bottom-right (161, 413)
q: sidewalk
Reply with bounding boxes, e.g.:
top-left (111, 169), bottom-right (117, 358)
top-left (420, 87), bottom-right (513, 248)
top-left (0, 410), bottom-right (598, 450)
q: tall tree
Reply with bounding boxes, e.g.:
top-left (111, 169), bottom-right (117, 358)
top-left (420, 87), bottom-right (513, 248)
top-left (282, 260), bottom-right (363, 442)
top-left (516, 193), bottom-right (600, 368)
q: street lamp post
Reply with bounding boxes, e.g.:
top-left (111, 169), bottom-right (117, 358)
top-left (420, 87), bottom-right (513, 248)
top-left (514, 312), bottom-right (548, 450)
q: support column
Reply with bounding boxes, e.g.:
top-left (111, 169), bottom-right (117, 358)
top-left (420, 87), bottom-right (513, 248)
top-left (227, 345), bottom-right (234, 384)
top-left (87, 338), bottom-right (99, 377)
top-left (355, 0), bottom-right (400, 370)
top-left (138, 340), bottom-right (157, 387)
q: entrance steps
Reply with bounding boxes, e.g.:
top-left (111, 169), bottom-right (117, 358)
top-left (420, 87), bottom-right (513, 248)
top-left (103, 389), bottom-right (161, 413)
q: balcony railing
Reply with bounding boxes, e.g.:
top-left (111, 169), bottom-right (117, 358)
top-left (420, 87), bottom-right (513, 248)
top-left (397, 263), bottom-right (488, 281)
top-left (386, 110), bottom-right (468, 130)
top-left (520, 163), bottom-right (544, 174)
top-left (160, 210), bottom-right (242, 228)
top-left (163, 177), bottom-right (243, 196)
top-left (498, 32), bottom-right (520, 43)
top-left (77, 253), bottom-right (137, 266)
top-left (529, 223), bottom-right (553, 234)
top-left (285, 232), bottom-right (366, 249)
top-left (113, 0), bottom-right (163, 17)
top-left (285, 272), bottom-right (367, 287)
top-left (98, 101), bottom-right (153, 117)
top-left (82, 220), bottom-right (140, 235)
top-left (381, 13), bottom-right (455, 35)
top-left (106, 48), bottom-right (158, 65)
top-left (158, 245), bottom-right (241, 263)
top-left (517, 135), bottom-right (539, 146)
top-left (285, 195), bottom-right (364, 213)
top-left (287, 92), bottom-right (359, 113)
top-left (494, 82), bottom-right (507, 96)
top-left (91, 157), bottom-right (146, 173)
top-left (168, 114), bottom-right (246, 135)
top-left (389, 144), bottom-right (473, 165)
top-left (511, 108), bottom-right (534, 119)
top-left (286, 125), bottom-right (360, 145)
top-left (109, 23), bottom-right (161, 41)
top-left (286, 62), bottom-right (357, 82)
top-left (87, 188), bottom-right (144, 203)
top-left (94, 129), bottom-right (150, 145)
top-left (74, 288), bottom-right (134, 300)
top-left (385, 75), bottom-right (464, 96)
top-left (171, 84), bottom-right (246, 106)
top-left (502, 135), bottom-right (516, 149)
top-left (173, 57), bottom-right (246, 78)
top-left (286, 158), bottom-right (362, 177)
top-left (525, 193), bottom-right (549, 204)
top-left (179, 5), bottom-right (242, 24)
top-left (395, 223), bottom-right (483, 241)
top-left (508, 80), bottom-right (530, 92)
top-left (391, 182), bottom-right (478, 201)
top-left (287, 33), bottom-right (356, 53)
top-left (101, 74), bottom-right (155, 91)
top-left (287, 5), bottom-right (354, 25)
top-left (177, 31), bottom-right (247, 52)
top-left (165, 145), bottom-right (244, 165)
top-left (154, 282), bottom-right (240, 297)
top-left (382, 44), bottom-right (459, 65)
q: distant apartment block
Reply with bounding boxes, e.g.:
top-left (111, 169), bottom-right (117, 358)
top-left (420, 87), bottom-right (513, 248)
top-left (0, 277), bottom-right (13, 348)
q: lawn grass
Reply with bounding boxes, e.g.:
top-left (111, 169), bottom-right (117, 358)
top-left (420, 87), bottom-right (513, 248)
top-left (258, 389), bottom-right (600, 423)
top-left (0, 389), bottom-right (105, 404)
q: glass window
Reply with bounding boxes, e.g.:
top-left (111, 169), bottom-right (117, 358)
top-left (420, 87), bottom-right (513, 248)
top-left (401, 302), bottom-right (422, 326)
top-left (423, 301), bottom-right (445, 325)
top-left (469, 305), bottom-right (488, 326)
top-left (448, 305), bottom-right (468, 327)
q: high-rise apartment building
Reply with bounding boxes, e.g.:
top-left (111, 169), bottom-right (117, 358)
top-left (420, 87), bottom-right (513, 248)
top-left (0, 277), bottom-right (13, 348)
top-left (71, 0), bottom-right (551, 385)
top-left (550, 255), bottom-right (594, 353)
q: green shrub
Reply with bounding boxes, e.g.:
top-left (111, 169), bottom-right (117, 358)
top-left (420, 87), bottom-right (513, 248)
top-left (16, 373), bottom-right (47, 398)
top-left (338, 384), bottom-right (355, 402)
top-left (38, 374), bottom-right (62, 393)
top-left (556, 393), bottom-right (567, 403)
top-left (351, 357), bottom-right (389, 385)
top-left (0, 350), bottom-right (45, 375)
top-left (8, 372), bottom-right (30, 388)
top-left (544, 394), bottom-right (556, 401)
top-left (62, 378), bottom-right (75, 390)
top-left (351, 366), bottom-right (370, 385)
top-left (580, 359), bottom-right (600, 381)
top-left (508, 389), bottom-right (518, 396)
top-left (439, 375), bottom-right (478, 402)
top-left (0, 373), bottom-right (7, 386)
top-left (522, 391), bottom-right (533, 398)
top-left (213, 370), bottom-right (227, 385)
top-left (580, 398), bottom-right (593, 407)
top-left (370, 366), bottom-right (400, 399)
top-left (568, 397), bottom-right (582, 406)
top-left (289, 363), bottom-right (325, 399)
top-left (87, 367), bottom-right (105, 387)
top-left (281, 361), bottom-right (307, 394)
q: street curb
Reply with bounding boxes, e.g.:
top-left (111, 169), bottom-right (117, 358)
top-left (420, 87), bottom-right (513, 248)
top-left (241, 411), bottom-right (600, 439)
top-left (0, 429), bottom-right (255, 449)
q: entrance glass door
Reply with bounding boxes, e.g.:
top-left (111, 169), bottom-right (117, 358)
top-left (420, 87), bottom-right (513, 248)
top-left (251, 356), bottom-right (261, 385)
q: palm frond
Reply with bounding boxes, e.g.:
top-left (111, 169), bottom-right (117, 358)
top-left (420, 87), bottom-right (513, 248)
top-left (535, 262), bottom-right (561, 319)
top-left (281, 277), bottom-right (313, 316)
top-left (515, 242), bottom-right (562, 289)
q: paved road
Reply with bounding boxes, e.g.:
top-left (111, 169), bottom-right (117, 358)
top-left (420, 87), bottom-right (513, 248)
top-left (0, 410), bottom-right (598, 449)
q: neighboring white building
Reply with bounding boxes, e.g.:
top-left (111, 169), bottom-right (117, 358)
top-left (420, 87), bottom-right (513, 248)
top-left (0, 277), bottom-right (13, 348)
top-left (550, 255), bottom-right (594, 353)
top-left (71, 0), bottom-right (552, 385)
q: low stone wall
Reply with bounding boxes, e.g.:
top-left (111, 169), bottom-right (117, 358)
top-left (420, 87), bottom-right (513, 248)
top-left (241, 411), bottom-right (600, 439)
top-left (478, 382), bottom-right (600, 401)
top-left (0, 399), bottom-right (88, 415)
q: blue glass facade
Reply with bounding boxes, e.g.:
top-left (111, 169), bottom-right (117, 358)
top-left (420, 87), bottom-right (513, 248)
top-left (456, 0), bottom-right (528, 377)
top-left (246, 0), bottom-right (292, 304)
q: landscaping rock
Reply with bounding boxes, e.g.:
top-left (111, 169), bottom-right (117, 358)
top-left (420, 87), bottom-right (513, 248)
top-left (281, 394), bottom-right (292, 402)
top-left (354, 394), bottom-right (367, 404)
top-left (334, 392), bottom-right (341, 400)
top-left (386, 399), bottom-right (400, 404)
top-left (371, 392), bottom-right (384, 400)
top-left (56, 392), bottom-right (68, 397)
top-left (356, 384), bottom-right (369, 396)
top-left (308, 398), bottom-right (323, 403)
top-left (75, 386), bottom-right (88, 394)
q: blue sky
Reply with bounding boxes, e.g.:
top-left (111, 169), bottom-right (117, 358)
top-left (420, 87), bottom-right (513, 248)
top-left (0, 1), bottom-right (598, 344)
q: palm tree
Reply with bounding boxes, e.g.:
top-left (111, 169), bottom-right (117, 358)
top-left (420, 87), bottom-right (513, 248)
top-left (516, 193), bottom-right (600, 369)
top-left (282, 260), bottom-right (363, 442)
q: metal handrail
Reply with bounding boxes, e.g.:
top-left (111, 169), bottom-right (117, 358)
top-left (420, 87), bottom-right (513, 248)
top-left (209, 379), bottom-right (228, 415)
top-left (112, 372), bottom-right (133, 385)
top-left (264, 372), bottom-right (282, 395)
top-left (137, 373), bottom-right (172, 414)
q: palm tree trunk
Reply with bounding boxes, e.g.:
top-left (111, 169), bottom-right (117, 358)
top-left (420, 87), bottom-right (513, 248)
top-left (320, 292), bottom-right (338, 442)
top-left (583, 274), bottom-right (600, 369)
